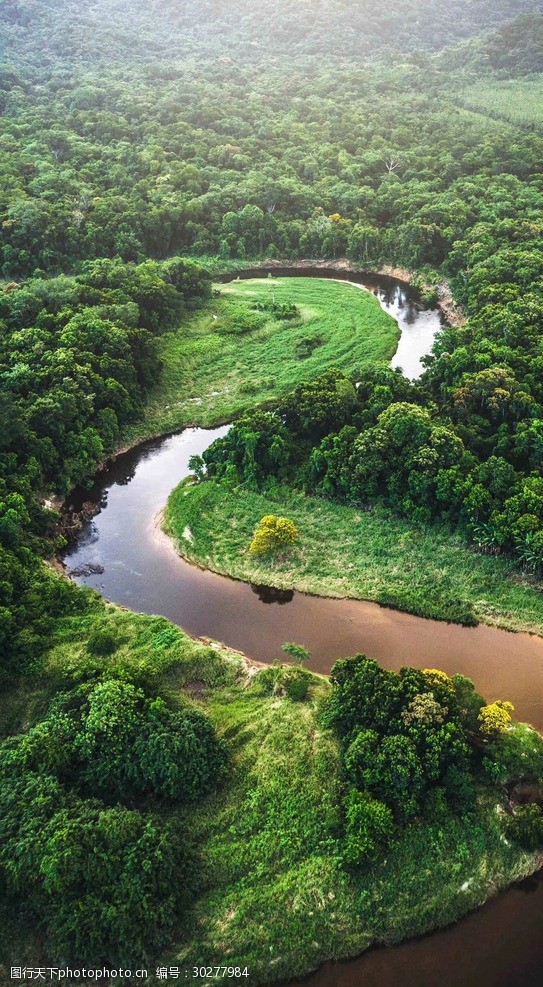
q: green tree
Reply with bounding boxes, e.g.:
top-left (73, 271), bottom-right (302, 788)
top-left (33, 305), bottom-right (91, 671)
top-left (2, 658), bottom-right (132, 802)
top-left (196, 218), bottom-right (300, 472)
top-left (281, 641), bottom-right (311, 666)
top-left (342, 790), bottom-right (394, 867)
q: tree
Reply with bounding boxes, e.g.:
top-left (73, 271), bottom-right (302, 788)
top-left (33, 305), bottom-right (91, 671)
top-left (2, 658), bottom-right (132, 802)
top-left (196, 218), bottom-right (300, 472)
top-left (71, 680), bottom-right (228, 801)
top-left (478, 701), bottom-right (514, 736)
top-left (0, 767), bottom-right (189, 965)
top-left (281, 641), bottom-right (311, 666)
top-left (342, 790), bottom-right (394, 867)
top-left (249, 515), bottom-right (299, 556)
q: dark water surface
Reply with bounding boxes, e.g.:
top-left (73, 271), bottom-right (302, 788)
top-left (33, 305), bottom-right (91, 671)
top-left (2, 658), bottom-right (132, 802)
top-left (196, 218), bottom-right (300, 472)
top-left (63, 274), bottom-right (543, 987)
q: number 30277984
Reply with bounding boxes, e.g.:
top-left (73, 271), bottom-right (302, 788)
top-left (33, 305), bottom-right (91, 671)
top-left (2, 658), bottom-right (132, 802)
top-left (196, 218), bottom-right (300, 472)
top-left (192, 968), bottom-right (249, 979)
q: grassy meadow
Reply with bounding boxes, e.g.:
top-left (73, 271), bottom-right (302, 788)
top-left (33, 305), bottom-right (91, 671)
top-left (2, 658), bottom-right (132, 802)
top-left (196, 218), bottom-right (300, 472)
top-left (131, 277), bottom-right (399, 440)
top-left (164, 479), bottom-right (543, 633)
top-left (459, 76), bottom-right (543, 128)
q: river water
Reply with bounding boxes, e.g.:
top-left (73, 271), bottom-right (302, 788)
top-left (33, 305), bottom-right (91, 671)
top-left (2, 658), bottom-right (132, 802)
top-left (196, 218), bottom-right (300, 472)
top-left (215, 266), bottom-right (443, 380)
top-left (63, 274), bottom-right (543, 987)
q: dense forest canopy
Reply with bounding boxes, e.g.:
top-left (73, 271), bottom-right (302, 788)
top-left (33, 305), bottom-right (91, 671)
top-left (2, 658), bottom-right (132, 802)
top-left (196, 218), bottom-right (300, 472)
top-left (2, 0), bottom-right (543, 692)
top-left (3, 0), bottom-right (543, 65)
top-left (0, 4), bottom-right (542, 280)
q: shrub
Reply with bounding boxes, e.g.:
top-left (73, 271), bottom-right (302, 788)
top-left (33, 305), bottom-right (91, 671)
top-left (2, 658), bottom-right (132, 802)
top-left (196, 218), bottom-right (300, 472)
top-left (507, 804), bottom-right (543, 851)
top-left (220, 310), bottom-right (267, 334)
top-left (478, 701), bottom-right (514, 736)
top-left (8, 679), bottom-right (229, 802)
top-left (253, 665), bottom-right (310, 701)
top-left (249, 514), bottom-right (299, 556)
top-left (74, 680), bottom-right (229, 800)
top-left (0, 769), bottom-right (189, 964)
top-left (342, 789), bottom-right (394, 867)
top-left (482, 724), bottom-right (543, 784)
top-left (284, 669), bottom-right (311, 702)
top-left (87, 626), bottom-right (119, 656)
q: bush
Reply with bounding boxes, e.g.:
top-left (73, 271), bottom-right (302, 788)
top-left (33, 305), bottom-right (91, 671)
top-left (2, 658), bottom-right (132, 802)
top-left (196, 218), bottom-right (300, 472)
top-left (220, 310), bottom-right (267, 334)
top-left (326, 655), bottom-right (475, 819)
top-left (507, 804), bottom-right (543, 851)
top-left (342, 789), bottom-right (394, 867)
top-left (250, 514), bottom-right (299, 556)
top-left (253, 665), bottom-right (310, 701)
top-left (0, 770), bottom-right (189, 964)
top-left (482, 724), bottom-right (543, 784)
top-left (284, 669), bottom-right (311, 702)
top-left (43, 805), bottom-right (188, 964)
top-left (74, 680), bottom-right (229, 800)
top-left (5, 679), bottom-right (229, 802)
top-left (87, 626), bottom-right (119, 656)
top-left (478, 701), bottom-right (514, 736)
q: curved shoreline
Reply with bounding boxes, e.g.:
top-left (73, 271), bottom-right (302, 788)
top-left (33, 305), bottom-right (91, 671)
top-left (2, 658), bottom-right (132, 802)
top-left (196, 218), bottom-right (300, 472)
top-left (54, 266), bottom-right (438, 541)
top-left (56, 256), bottom-right (542, 641)
top-left (211, 257), bottom-right (466, 328)
top-left (60, 402), bottom-right (543, 987)
top-left (161, 506), bottom-right (543, 639)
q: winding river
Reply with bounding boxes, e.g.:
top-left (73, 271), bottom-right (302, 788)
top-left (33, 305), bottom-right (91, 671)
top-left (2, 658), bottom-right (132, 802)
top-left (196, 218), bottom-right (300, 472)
top-left (63, 273), bottom-right (543, 987)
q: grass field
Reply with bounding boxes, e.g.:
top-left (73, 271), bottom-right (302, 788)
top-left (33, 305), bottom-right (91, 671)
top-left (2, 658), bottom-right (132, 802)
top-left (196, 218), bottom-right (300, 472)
top-left (164, 479), bottom-right (543, 633)
top-left (1, 584), bottom-right (537, 985)
top-left (130, 277), bottom-right (399, 440)
top-left (459, 76), bottom-right (543, 128)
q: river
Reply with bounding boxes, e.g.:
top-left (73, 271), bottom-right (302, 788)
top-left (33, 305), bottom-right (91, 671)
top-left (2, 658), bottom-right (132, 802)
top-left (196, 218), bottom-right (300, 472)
top-left (215, 266), bottom-right (444, 380)
top-left (62, 273), bottom-right (543, 987)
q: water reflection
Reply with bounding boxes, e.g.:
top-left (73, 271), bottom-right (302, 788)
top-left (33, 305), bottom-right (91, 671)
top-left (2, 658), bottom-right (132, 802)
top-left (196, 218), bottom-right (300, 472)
top-left (217, 267), bottom-right (443, 379)
top-left (251, 583), bottom-right (295, 605)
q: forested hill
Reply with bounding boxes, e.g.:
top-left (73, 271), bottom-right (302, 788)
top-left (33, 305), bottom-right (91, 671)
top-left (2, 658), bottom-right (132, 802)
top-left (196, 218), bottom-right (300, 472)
top-left (2, 0), bottom-right (542, 70)
top-left (2, 1), bottom-right (543, 278)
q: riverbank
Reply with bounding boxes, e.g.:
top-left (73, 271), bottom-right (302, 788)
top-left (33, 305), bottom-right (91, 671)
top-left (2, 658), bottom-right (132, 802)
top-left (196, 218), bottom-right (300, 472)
top-left (55, 270), bottom-right (425, 544)
top-left (11, 578), bottom-right (541, 986)
top-left (199, 257), bottom-right (466, 329)
top-left (123, 273), bottom-right (409, 444)
top-left (164, 479), bottom-right (543, 635)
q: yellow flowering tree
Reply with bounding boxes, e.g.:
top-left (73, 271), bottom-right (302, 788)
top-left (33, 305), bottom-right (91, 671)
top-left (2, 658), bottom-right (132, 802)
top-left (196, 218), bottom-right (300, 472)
top-left (423, 669), bottom-right (454, 691)
top-left (478, 701), bottom-right (514, 736)
top-left (249, 515), bottom-right (299, 556)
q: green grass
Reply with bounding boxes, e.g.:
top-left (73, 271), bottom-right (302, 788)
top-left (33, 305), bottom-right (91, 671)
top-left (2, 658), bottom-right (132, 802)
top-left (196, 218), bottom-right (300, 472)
top-left (164, 479), bottom-right (543, 633)
top-left (2, 582), bottom-right (537, 986)
top-left (130, 277), bottom-right (399, 440)
top-left (459, 76), bottom-right (543, 129)
top-left (171, 679), bottom-right (536, 985)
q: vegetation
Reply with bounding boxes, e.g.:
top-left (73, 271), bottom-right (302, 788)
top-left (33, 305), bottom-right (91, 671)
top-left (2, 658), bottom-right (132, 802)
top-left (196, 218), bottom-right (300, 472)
top-left (282, 642), bottom-right (311, 667)
top-left (171, 654), bottom-right (543, 981)
top-left (5, 582), bottom-right (538, 982)
top-left (250, 515), bottom-right (299, 557)
top-left (460, 77), bottom-right (543, 129)
top-left (136, 277), bottom-right (400, 439)
top-left (165, 478), bottom-right (543, 631)
top-left (3, 0), bottom-right (543, 977)
top-left (0, 582), bottom-right (240, 968)
top-left (200, 365), bottom-right (543, 573)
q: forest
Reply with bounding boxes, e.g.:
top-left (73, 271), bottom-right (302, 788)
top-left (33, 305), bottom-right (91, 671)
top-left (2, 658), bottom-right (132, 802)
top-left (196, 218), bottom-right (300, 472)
top-left (2, 0), bottom-right (543, 982)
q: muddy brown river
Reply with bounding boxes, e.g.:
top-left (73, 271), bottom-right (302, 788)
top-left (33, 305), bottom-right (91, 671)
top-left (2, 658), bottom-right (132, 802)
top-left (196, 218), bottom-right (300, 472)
top-left (63, 274), bottom-right (543, 987)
